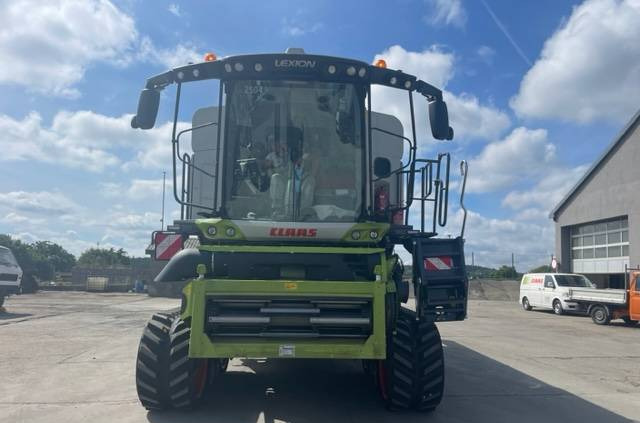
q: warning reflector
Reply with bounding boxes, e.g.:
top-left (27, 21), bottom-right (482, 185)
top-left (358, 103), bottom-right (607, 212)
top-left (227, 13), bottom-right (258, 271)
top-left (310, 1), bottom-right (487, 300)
top-left (424, 256), bottom-right (453, 271)
top-left (154, 232), bottom-right (183, 261)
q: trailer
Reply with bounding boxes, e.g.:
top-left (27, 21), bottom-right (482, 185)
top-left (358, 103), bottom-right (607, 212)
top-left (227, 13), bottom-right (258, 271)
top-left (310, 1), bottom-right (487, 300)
top-left (567, 268), bottom-right (640, 325)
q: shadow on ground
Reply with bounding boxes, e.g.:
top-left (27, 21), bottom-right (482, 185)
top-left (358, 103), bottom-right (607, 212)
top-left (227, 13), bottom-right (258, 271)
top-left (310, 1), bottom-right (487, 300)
top-left (146, 341), bottom-right (633, 423)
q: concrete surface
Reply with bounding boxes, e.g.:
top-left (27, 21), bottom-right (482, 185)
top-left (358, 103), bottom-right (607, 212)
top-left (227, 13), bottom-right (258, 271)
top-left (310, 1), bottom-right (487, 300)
top-left (0, 292), bottom-right (638, 423)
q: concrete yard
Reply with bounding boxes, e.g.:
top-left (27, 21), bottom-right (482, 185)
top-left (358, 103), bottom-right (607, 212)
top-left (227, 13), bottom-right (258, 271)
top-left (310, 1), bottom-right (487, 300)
top-left (0, 291), bottom-right (638, 423)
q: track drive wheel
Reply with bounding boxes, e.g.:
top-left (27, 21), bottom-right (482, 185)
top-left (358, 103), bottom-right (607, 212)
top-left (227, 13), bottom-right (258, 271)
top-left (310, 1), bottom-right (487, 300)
top-left (377, 308), bottom-right (444, 411)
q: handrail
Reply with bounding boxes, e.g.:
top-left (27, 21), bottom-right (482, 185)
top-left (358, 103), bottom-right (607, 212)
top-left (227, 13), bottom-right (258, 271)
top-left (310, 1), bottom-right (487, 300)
top-left (459, 160), bottom-right (469, 238)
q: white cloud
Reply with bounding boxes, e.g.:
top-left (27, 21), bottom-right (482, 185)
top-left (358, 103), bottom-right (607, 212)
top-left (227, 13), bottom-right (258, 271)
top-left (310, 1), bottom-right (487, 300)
top-left (138, 36), bottom-right (201, 69)
top-left (101, 179), bottom-right (172, 200)
top-left (0, 0), bottom-right (202, 97)
top-left (0, 0), bottom-right (137, 98)
top-left (511, 0), bottom-right (640, 123)
top-left (281, 18), bottom-right (324, 37)
top-left (502, 165), bottom-right (589, 212)
top-left (477, 45), bottom-right (496, 64)
top-left (466, 127), bottom-right (555, 193)
top-left (0, 191), bottom-right (80, 215)
top-left (425, 0), bottom-right (468, 28)
top-left (168, 3), bottom-right (181, 17)
top-left (372, 45), bottom-right (510, 143)
top-left (0, 110), bottom-right (181, 172)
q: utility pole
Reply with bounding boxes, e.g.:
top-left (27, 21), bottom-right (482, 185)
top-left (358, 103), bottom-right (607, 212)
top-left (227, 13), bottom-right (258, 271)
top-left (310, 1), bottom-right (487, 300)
top-left (511, 253), bottom-right (515, 272)
top-left (471, 252), bottom-right (474, 267)
top-left (161, 171), bottom-right (166, 231)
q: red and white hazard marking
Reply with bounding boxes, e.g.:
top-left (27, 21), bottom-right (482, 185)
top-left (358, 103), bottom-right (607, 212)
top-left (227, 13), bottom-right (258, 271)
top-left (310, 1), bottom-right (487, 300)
top-left (155, 232), bottom-right (182, 260)
top-left (424, 256), bottom-right (453, 271)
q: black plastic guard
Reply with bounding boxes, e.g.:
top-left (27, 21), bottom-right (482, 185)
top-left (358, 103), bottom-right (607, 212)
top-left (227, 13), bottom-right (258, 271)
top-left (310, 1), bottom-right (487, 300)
top-left (411, 236), bottom-right (468, 322)
top-left (154, 248), bottom-right (212, 283)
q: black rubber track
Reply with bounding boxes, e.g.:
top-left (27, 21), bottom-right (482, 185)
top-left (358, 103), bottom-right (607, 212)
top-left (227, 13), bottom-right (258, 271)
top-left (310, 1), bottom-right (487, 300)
top-left (135, 313), bottom-right (174, 410)
top-left (378, 307), bottom-right (445, 411)
top-left (168, 318), bottom-right (209, 408)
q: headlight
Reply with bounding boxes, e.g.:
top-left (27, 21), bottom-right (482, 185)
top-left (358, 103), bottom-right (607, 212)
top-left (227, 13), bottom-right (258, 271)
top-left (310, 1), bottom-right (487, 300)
top-left (351, 231), bottom-right (361, 240)
top-left (207, 226), bottom-right (217, 236)
top-left (225, 227), bottom-right (236, 237)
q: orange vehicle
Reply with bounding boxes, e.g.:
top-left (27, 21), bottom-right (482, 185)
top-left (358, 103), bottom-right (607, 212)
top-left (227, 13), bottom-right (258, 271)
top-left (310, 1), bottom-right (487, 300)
top-left (566, 268), bottom-right (640, 325)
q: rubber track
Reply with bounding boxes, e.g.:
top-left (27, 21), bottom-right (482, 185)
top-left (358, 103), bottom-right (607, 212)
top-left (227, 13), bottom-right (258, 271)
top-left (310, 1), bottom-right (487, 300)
top-left (135, 313), bottom-right (173, 410)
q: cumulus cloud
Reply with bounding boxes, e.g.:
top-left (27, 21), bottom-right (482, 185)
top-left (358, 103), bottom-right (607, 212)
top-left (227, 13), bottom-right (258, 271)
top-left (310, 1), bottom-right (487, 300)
top-left (0, 0), bottom-right (201, 97)
top-left (101, 179), bottom-right (172, 200)
top-left (0, 0), bottom-right (137, 98)
top-left (424, 0), bottom-right (468, 28)
top-left (372, 45), bottom-right (510, 144)
top-left (0, 191), bottom-right (80, 215)
top-left (502, 165), bottom-right (589, 212)
top-left (0, 110), bottom-right (183, 172)
top-left (510, 0), bottom-right (640, 123)
top-left (466, 127), bottom-right (556, 193)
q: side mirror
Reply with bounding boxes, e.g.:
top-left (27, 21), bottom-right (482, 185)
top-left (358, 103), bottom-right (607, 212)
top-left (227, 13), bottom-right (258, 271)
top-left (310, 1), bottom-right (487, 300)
top-left (374, 157), bottom-right (391, 178)
top-left (131, 88), bottom-right (160, 130)
top-left (429, 99), bottom-right (454, 140)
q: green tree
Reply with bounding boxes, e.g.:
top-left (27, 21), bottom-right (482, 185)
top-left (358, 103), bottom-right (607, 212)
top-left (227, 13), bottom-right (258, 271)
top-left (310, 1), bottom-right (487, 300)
top-left (78, 247), bottom-right (131, 267)
top-left (529, 264), bottom-right (553, 273)
top-left (490, 265), bottom-right (520, 279)
top-left (0, 235), bottom-right (76, 286)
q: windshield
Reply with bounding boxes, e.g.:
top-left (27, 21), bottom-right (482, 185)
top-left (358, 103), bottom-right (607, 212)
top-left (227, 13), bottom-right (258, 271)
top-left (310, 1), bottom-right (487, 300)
top-left (223, 80), bottom-right (364, 222)
top-left (555, 275), bottom-right (594, 287)
top-left (0, 248), bottom-right (18, 267)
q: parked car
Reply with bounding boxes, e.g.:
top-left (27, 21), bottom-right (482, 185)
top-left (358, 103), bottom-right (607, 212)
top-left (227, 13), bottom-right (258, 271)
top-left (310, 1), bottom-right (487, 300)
top-left (519, 273), bottom-right (595, 315)
top-left (0, 246), bottom-right (23, 307)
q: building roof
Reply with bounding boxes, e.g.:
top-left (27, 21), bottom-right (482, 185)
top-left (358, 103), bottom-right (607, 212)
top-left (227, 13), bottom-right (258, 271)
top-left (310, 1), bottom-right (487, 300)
top-left (550, 108), bottom-right (640, 221)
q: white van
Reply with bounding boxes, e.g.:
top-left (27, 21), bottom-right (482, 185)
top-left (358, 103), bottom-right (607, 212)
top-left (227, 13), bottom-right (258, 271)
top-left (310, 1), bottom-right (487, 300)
top-left (519, 273), bottom-right (595, 315)
top-left (0, 246), bottom-right (23, 307)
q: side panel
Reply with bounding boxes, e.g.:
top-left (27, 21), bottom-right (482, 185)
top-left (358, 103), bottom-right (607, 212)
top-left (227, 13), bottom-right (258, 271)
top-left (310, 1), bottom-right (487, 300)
top-left (189, 106), bottom-right (221, 218)
top-left (370, 111), bottom-right (404, 208)
top-left (630, 273), bottom-right (640, 320)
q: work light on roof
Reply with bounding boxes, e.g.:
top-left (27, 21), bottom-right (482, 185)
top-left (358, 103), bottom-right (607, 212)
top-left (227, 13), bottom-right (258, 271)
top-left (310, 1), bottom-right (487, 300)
top-left (374, 59), bottom-right (387, 68)
top-left (203, 52), bottom-right (217, 62)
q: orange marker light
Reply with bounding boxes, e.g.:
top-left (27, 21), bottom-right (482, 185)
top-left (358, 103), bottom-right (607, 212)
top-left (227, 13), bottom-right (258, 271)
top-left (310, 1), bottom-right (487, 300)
top-left (374, 59), bottom-right (387, 68)
top-left (204, 52), bottom-right (217, 62)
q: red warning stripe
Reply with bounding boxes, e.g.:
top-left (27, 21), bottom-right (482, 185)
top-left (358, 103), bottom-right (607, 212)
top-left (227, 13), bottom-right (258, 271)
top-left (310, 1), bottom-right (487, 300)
top-left (424, 256), bottom-right (453, 271)
top-left (155, 232), bottom-right (182, 260)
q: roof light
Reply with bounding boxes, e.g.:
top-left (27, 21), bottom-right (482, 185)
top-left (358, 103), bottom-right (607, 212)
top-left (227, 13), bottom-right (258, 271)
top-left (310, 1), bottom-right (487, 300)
top-left (176, 71), bottom-right (184, 80)
top-left (224, 63), bottom-right (232, 73)
top-left (193, 69), bottom-right (200, 77)
top-left (375, 59), bottom-right (387, 68)
top-left (234, 63), bottom-right (244, 72)
top-left (404, 80), bottom-right (411, 89)
top-left (390, 76), bottom-right (397, 85)
top-left (358, 67), bottom-right (366, 77)
top-left (327, 65), bottom-right (336, 74)
top-left (203, 52), bottom-right (217, 62)
top-left (254, 63), bottom-right (263, 72)
top-left (346, 66), bottom-right (356, 76)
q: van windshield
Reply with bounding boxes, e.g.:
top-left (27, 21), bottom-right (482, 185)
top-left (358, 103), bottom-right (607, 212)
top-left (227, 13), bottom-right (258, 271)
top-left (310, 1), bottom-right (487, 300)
top-left (0, 249), bottom-right (18, 267)
top-left (555, 275), bottom-right (594, 287)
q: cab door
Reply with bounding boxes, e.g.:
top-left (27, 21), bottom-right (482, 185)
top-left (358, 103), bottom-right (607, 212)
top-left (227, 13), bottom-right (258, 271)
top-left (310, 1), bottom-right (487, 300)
top-left (542, 275), bottom-right (556, 309)
top-left (630, 273), bottom-right (640, 321)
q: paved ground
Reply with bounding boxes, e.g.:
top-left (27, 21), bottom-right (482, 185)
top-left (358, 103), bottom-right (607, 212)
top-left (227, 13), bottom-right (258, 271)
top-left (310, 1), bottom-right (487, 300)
top-left (0, 291), bottom-right (638, 423)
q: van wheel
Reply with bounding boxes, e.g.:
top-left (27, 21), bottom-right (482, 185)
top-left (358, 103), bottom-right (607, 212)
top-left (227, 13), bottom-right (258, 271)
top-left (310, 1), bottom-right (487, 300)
top-left (552, 300), bottom-right (563, 315)
top-left (522, 297), bottom-right (532, 311)
top-left (590, 305), bottom-right (610, 325)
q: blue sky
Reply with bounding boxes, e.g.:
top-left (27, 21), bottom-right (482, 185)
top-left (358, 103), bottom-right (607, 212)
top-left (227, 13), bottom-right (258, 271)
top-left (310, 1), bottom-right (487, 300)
top-left (1, 0), bottom-right (639, 270)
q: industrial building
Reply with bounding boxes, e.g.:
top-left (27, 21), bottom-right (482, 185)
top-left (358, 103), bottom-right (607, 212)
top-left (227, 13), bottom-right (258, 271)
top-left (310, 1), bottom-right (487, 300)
top-left (551, 110), bottom-right (640, 288)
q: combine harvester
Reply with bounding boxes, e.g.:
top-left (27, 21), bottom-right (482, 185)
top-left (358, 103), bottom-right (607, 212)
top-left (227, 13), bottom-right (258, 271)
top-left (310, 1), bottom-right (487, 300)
top-left (131, 48), bottom-right (469, 411)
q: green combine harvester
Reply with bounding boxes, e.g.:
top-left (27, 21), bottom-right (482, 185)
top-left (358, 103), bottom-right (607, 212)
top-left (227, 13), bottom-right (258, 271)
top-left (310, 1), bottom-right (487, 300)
top-left (131, 48), bottom-right (469, 411)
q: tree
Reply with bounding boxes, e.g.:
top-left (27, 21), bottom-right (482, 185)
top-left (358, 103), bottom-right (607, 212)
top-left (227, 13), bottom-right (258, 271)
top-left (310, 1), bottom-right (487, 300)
top-left (490, 265), bottom-right (520, 279)
top-left (0, 235), bottom-right (76, 288)
top-left (78, 247), bottom-right (131, 267)
top-left (529, 264), bottom-right (553, 273)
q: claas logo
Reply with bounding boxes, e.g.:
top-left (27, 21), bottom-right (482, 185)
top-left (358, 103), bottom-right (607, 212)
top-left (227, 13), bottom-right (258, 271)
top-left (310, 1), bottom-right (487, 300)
top-left (269, 227), bottom-right (318, 237)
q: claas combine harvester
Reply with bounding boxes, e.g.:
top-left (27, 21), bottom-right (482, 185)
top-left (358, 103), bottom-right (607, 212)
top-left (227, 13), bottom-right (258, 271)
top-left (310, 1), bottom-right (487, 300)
top-left (131, 48), bottom-right (469, 412)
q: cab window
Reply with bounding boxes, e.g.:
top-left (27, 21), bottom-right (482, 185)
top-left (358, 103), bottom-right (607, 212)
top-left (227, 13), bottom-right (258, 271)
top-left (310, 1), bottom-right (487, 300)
top-left (544, 276), bottom-right (555, 289)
